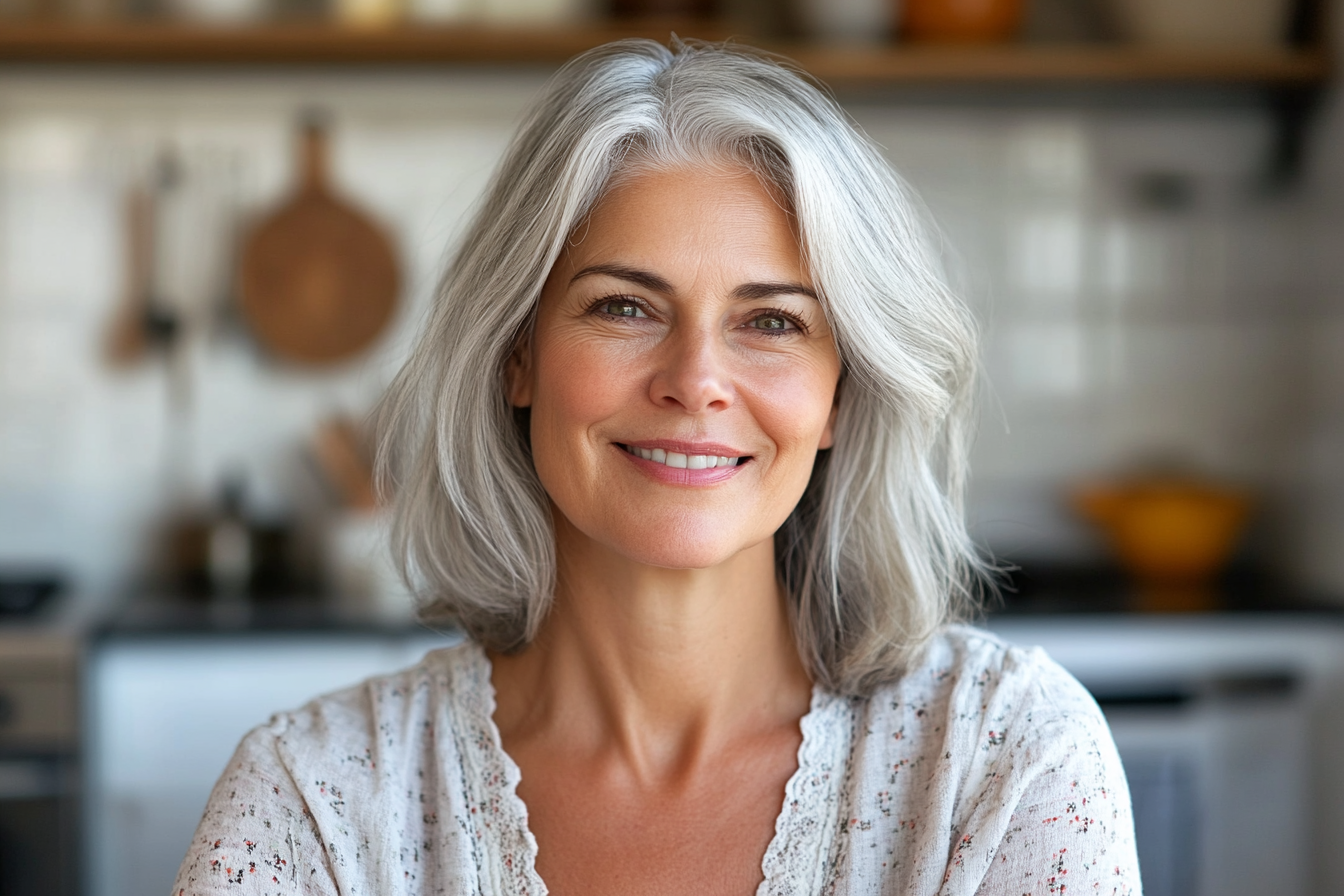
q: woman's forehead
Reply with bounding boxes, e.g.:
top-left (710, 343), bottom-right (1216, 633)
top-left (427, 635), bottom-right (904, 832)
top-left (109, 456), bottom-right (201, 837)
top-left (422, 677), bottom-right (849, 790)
top-left (561, 165), bottom-right (806, 279)
top-left (600, 152), bottom-right (795, 216)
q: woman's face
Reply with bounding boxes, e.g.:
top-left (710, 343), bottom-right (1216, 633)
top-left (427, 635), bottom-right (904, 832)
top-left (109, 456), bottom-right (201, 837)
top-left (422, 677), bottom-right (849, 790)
top-left (509, 164), bottom-right (842, 570)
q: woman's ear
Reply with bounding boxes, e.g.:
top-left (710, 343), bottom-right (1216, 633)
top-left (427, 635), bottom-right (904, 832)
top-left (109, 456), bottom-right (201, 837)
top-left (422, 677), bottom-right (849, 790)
top-left (505, 333), bottom-right (534, 408)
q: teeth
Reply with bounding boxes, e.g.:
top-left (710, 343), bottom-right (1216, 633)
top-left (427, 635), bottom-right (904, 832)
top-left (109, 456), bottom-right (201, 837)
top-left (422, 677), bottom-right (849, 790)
top-left (625, 445), bottom-right (741, 470)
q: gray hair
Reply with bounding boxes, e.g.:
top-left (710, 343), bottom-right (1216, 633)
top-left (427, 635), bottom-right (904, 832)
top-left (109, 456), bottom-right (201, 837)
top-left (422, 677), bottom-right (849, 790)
top-left (377, 39), bottom-right (985, 697)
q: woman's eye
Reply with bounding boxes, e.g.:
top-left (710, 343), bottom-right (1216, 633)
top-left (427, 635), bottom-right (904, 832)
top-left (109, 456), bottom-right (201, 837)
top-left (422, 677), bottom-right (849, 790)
top-left (749, 313), bottom-right (798, 333)
top-left (596, 299), bottom-right (646, 318)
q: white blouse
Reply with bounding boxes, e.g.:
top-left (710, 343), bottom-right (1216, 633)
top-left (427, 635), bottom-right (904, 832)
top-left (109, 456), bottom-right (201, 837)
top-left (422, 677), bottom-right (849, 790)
top-left (173, 625), bottom-right (1141, 895)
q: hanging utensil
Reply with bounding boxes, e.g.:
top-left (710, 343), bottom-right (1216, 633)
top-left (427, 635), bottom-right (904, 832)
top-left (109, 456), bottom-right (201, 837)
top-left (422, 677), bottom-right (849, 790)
top-left (104, 156), bottom-right (181, 367)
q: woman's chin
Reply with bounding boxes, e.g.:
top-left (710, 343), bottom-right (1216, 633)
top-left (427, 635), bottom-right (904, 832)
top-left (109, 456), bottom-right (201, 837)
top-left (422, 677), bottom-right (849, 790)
top-left (598, 528), bottom-right (773, 573)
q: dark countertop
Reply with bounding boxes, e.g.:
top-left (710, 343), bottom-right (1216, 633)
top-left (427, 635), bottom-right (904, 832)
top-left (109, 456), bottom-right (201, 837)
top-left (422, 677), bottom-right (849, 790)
top-left (89, 593), bottom-right (444, 640)
top-left (65, 565), bottom-right (1344, 640)
top-left (985, 564), bottom-right (1344, 617)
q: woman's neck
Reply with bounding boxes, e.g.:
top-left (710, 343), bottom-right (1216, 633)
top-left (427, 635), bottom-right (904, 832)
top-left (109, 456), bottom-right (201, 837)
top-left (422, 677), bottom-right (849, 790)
top-left (488, 515), bottom-right (812, 783)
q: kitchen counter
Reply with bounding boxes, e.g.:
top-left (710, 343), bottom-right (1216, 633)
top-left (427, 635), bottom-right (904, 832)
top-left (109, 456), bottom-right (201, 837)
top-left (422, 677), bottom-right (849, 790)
top-left (984, 564), bottom-right (1344, 618)
top-left (91, 593), bottom-right (438, 639)
top-left (80, 562), bottom-right (1344, 640)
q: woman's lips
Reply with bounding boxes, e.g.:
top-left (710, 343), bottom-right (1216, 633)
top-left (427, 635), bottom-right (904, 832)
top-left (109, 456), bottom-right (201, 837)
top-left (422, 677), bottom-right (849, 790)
top-left (616, 442), bottom-right (750, 484)
top-left (622, 444), bottom-right (740, 469)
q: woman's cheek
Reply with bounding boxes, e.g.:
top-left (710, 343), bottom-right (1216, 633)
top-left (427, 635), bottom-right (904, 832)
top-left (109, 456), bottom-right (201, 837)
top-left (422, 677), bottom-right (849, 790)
top-left (548, 338), bottom-right (641, 420)
top-left (530, 336), bottom-right (639, 473)
top-left (746, 362), bottom-right (837, 451)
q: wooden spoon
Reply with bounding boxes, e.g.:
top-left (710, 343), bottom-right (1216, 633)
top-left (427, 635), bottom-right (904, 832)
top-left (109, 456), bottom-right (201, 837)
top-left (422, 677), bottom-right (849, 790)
top-left (238, 120), bottom-right (399, 366)
top-left (104, 185), bottom-right (155, 367)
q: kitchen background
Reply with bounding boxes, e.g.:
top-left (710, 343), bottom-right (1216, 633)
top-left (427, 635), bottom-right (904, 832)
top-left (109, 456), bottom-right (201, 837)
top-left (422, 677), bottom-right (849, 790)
top-left (0, 0), bottom-right (1342, 893)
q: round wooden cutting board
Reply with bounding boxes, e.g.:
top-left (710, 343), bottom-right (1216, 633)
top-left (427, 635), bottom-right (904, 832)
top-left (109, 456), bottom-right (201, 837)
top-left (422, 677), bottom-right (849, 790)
top-left (239, 121), bottom-right (399, 366)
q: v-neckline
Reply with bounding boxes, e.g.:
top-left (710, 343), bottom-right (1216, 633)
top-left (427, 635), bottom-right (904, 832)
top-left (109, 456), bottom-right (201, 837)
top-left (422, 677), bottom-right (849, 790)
top-left (449, 640), bottom-right (854, 896)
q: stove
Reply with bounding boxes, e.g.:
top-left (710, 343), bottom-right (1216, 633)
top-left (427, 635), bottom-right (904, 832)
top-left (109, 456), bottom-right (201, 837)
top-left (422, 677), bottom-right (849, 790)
top-left (0, 625), bottom-right (80, 896)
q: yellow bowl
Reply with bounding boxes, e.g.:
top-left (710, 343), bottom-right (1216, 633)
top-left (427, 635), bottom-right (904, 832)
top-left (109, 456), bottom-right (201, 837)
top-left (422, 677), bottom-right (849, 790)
top-left (1071, 480), bottom-right (1252, 587)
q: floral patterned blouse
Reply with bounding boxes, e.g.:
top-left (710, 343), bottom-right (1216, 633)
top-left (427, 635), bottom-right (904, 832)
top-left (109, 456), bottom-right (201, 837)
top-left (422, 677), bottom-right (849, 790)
top-left (173, 625), bottom-right (1141, 895)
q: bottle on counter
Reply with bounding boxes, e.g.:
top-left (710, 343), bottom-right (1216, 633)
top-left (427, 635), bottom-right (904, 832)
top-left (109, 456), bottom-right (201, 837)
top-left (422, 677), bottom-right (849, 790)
top-left (207, 476), bottom-right (254, 624)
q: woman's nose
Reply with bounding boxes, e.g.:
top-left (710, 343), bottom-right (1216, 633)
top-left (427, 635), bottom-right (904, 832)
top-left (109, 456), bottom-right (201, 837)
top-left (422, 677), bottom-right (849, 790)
top-left (648, 326), bottom-right (734, 414)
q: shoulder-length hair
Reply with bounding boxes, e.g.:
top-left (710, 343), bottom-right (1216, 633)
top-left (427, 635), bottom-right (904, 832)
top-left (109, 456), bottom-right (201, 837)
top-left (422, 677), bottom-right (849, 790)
top-left (377, 38), bottom-right (985, 697)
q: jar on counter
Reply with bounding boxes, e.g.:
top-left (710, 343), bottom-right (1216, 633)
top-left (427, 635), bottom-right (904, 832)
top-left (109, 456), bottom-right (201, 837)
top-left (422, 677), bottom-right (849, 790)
top-left (1109, 0), bottom-right (1291, 48)
top-left (170, 0), bottom-right (268, 24)
top-left (478, 0), bottom-right (588, 24)
top-left (335, 0), bottom-right (402, 26)
top-left (610, 0), bottom-right (714, 17)
top-left (902, 0), bottom-right (1026, 42)
top-left (408, 0), bottom-right (590, 26)
top-left (406, 0), bottom-right (471, 23)
top-left (795, 0), bottom-right (895, 43)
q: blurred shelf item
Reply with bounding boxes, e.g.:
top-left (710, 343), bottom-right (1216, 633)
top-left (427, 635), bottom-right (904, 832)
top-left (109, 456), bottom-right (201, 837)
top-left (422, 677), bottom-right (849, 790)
top-left (900, 0), bottom-right (1026, 44)
top-left (787, 43), bottom-right (1330, 87)
top-left (0, 20), bottom-right (1328, 88)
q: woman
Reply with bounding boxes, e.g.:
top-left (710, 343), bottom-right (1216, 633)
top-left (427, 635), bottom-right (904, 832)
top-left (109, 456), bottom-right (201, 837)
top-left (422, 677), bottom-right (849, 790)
top-left (175, 40), bottom-right (1139, 895)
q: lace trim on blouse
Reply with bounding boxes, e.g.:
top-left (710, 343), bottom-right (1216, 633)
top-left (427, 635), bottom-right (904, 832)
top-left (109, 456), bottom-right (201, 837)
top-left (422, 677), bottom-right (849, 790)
top-left (757, 688), bottom-right (856, 895)
top-left (447, 642), bottom-right (548, 896)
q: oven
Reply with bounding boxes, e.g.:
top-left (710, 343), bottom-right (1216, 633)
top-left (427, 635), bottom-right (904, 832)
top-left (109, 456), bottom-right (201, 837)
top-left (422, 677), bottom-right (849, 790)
top-left (0, 629), bottom-right (80, 896)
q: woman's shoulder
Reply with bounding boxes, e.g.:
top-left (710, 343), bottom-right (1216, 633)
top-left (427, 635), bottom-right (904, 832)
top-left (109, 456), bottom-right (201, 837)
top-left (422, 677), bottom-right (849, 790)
top-left (835, 637), bottom-right (1137, 893)
top-left (858, 623), bottom-right (1108, 754)
top-left (250, 637), bottom-right (489, 761)
top-left (893, 623), bottom-right (1096, 710)
top-left (175, 640), bottom-right (496, 894)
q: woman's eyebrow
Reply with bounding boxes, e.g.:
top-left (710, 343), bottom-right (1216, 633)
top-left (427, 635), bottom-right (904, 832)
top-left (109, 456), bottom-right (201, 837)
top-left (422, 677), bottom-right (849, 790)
top-left (570, 265), bottom-right (818, 302)
top-left (570, 264), bottom-right (673, 293)
top-left (733, 281), bottom-right (818, 301)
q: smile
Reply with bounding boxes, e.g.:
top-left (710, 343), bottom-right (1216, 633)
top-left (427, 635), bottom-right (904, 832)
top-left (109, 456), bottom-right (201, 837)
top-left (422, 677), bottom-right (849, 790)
top-left (618, 444), bottom-right (747, 470)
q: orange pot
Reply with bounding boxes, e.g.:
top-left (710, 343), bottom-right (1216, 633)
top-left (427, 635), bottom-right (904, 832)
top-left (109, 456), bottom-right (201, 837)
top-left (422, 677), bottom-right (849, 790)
top-left (902, 0), bottom-right (1026, 42)
top-left (1071, 479), bottom-right (1252, 587)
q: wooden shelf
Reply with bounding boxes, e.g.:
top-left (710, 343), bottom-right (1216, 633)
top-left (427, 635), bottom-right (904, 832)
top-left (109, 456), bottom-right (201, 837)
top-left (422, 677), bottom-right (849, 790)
top-left (0, 20), bottom-right (734, 65)
top-left (0, 21), bottom-right (1329, 87)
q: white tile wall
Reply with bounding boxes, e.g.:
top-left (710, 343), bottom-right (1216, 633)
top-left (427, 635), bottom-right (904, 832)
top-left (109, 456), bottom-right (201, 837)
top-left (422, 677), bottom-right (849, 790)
top-left (0, 72), bottom-right (541, 602)
top-left (855, 99), bottom-right (1340, 583)
top-left (0, 64), bottom-right (1339, 605)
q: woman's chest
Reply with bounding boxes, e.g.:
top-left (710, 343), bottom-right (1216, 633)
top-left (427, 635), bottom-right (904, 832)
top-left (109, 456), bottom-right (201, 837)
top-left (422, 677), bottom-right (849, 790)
top-left (523, 781), bottom-right (783, 896)
top-left (512, 741), bottom-right (802, 896)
